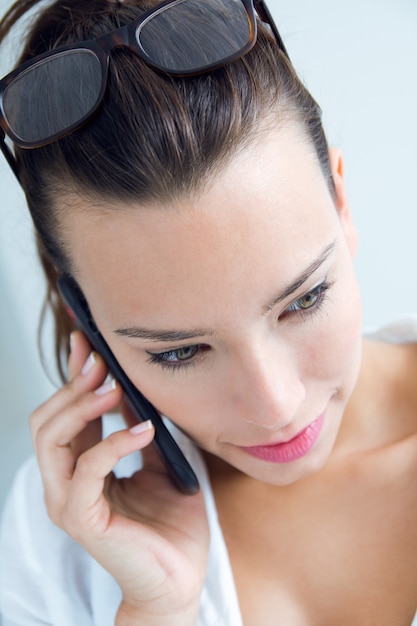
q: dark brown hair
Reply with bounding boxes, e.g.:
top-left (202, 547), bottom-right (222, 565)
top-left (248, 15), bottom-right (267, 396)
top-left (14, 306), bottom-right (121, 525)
top-left (0, 0), bottom-right (333, 380)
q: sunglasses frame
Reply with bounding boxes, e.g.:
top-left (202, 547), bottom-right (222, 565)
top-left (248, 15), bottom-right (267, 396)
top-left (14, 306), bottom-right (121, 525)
top-left (0, 0), bottom-right (289, 180)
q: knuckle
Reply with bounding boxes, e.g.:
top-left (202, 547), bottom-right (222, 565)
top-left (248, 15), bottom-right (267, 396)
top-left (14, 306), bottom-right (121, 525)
top-left (29, 405), bottom-right (45, 433)
top-left (33, 418), bottom-right (50, 454)
top-left (71, 391), bottom-right (88, 418)
top-left (70, 389), bottom-right (103, 426)
top-left (105, 429), bottom-right (127, 459)
top-left (106, 430), bottom-right (123, 450)
top-left (33, 426), bottom-right (43, 453)
top-left (66, 376), bottom-right (86, 403)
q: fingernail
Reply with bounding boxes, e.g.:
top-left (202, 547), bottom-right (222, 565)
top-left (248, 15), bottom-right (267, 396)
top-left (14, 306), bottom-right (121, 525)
top-left (129, 420), bottom-right (153, 435)
top-left (81, 352), bottom-right (96, 375)
top-left (95, 379), bottom-right (116, 396)
top-left (69, 332), bottom-right (76, 353)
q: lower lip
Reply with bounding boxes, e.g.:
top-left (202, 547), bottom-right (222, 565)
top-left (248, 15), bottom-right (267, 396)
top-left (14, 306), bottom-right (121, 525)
top-left (241, 414), bottom-right (325, 464)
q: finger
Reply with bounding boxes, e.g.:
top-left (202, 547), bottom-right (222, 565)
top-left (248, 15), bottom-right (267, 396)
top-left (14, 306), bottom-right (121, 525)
top-left (64, 422), bottom-right (155, 533)
top-left (119, 400), bottom-right (167, 473)
top-left (68, 330), bottom-right (93, 380)
top-left (36, 380), bottom-right (123, 468)
top-left (31, 350), bottom-right (110, 442)
top-left (67, 332), bottom-right (111, 458)
top-left (32, 352), bottom-right (121, 503)
top-left (38, 380), bottom-right (123, 520)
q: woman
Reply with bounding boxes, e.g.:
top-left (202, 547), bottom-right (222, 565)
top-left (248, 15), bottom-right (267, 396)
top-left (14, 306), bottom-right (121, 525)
top-left (0, 0), bottom-right (416, 624)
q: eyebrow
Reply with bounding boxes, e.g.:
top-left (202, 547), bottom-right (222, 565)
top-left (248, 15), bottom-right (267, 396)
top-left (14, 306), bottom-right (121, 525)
top-left (114, 326), bottom-right (215, 342)
top-left (114, 240), bottom-right (337, 343)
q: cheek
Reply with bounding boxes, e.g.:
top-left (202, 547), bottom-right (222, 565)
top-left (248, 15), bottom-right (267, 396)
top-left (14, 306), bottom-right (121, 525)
top-left (122, 357), bottom-right (232, 450)
top-left (303, 274), bottom-right (362, 393)
top-left (124, 362), bottom-right (219, 440)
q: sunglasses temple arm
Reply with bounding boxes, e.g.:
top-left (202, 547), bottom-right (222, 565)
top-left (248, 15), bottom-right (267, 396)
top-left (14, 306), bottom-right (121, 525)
top-left (254, 0), bottom-right (291, 62)
top-left (1, 130), bottom-right (21, 183)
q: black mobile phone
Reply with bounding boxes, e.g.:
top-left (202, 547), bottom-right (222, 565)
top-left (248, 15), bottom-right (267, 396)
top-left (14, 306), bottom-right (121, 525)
top-left (57, 275), bottom-right (199, 495)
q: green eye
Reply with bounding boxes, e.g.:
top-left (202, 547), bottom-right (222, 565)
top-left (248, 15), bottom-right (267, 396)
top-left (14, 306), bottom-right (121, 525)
top-left (148, 344), bottom-right (201, 369)
top-left (286, 281), bottom-right (332, 316)
top-left (173, 345), bottom-right (199, 361)
top-left (295, 290), bottom-right (319, 310)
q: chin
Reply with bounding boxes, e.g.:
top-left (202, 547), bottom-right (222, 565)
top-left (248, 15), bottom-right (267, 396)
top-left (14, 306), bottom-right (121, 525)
top-left (253, 455), bottom-right (328, 487)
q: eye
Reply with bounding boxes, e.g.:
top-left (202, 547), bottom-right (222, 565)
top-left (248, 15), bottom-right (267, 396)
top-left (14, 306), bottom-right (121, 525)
top-left (290, 289), bottom-right (320, 311)
top-left (284, 280), bottom-right (332, 317)
top-left (167, 345), bottom-right (199, 361)
top-left (146, 343), bottom-right (205, 371)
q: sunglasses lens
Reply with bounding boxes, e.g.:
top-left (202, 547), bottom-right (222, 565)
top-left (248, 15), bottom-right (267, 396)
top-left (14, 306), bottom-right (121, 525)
top-left (3, 49), bottom-right (102, 144)
top-left (137, 0), bottom-right (252, 73)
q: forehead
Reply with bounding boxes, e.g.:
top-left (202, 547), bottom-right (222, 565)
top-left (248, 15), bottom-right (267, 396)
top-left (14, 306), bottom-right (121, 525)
top-left (63, 126), bottom-right (337, 325)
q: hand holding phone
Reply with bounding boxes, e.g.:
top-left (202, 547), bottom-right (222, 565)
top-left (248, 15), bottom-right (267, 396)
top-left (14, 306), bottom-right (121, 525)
top-left (57, 275), bottom-right (199, 495)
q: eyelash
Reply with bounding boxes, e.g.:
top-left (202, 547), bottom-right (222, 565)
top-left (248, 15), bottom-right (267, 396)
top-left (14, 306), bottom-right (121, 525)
top-left (146, 344), bottom-right (207, 372)
top-left (281, 279), bottom-right (333, 320)
top-left (146, 279), bottom-right (333, 372)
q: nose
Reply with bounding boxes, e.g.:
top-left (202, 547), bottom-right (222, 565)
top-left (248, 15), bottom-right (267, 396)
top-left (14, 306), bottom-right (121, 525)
top-left (227, 341), bottom-right (305, 430)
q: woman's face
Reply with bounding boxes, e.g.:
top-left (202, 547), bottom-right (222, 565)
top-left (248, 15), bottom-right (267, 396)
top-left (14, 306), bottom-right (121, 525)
top-left (63, 125), bottom-right (362, 486)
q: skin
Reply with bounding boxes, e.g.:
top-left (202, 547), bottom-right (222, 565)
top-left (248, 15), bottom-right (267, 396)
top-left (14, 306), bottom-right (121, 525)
top-left (64, 124), bottom-right (362, 486)
top-left (30, 124), bottom-right (417, 625)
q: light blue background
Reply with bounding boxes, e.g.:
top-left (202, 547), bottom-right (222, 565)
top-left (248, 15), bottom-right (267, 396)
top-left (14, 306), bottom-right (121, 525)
top-left (0, 0), bottom-right (416, 514)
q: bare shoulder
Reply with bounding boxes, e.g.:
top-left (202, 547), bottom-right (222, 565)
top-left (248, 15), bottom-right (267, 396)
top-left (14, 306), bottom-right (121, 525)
top-left (348, 338), bottom-right (417, 486)
top-left (360, 341), bottom-right (417, 481)
top-left (395, 340), bottom-right (417, 429)
top-left (361, 337), bottom-right (417, 435)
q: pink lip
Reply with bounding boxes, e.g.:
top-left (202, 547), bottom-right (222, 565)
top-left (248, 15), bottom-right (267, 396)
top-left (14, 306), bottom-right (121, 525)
top-left (241, 413), bottom-right (325, 463)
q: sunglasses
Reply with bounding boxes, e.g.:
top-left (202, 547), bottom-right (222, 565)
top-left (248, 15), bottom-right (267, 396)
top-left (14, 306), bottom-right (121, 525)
top-left (0, 0), bottom-right (289, 179)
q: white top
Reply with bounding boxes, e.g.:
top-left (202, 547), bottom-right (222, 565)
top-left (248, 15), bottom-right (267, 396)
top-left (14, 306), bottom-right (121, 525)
top-left (1, 318), bottom-right (417, 626)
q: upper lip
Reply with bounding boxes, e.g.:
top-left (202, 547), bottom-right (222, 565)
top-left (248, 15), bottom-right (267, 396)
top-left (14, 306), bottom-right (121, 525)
top-left (239, 414), bottom-right (324, 448)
